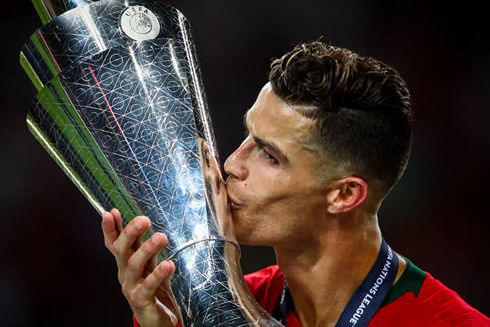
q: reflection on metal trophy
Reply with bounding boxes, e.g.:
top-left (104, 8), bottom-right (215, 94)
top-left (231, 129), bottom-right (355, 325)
top-left (20, 0), bottom-right (282, 325)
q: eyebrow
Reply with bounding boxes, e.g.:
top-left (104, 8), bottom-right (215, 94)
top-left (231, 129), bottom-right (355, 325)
top-left (243, 111), bottom-right (290, 165)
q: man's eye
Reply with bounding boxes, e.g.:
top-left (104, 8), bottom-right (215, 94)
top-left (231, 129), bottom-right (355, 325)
top-left (263, 149), bottom-right (278, 163)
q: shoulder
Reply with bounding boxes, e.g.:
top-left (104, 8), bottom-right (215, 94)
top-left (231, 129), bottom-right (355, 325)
top-left (372, 258), bottom-right (489, 327)
top-left (417, 271), bottom-right (490, 326)
top-left (244, 265), bottom-right (285, 314)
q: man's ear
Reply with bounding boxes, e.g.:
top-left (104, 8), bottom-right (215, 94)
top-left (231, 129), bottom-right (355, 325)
top-left (326, 177), bottom-right (368, 214)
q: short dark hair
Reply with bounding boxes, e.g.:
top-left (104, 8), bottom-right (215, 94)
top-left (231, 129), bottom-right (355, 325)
top-left (269, 41), bottom-right (413, 194)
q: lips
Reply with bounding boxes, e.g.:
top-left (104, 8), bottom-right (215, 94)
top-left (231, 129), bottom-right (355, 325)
top-left (227, 194), bottom-right (242, 210)
top-left (225, 178), bottom-right (244, 211)
top-left (226, 184), bottom-right (243, 210)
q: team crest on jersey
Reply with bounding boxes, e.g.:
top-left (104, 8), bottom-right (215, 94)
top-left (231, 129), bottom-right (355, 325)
top-left (120, 5), bottom-right (160, 41)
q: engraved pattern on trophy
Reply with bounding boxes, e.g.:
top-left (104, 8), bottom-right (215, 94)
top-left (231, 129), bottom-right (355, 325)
top-left (21, 0), bottom-right (283, 326)
top-left (54, 40), bottom-right (207, 252)
top-left (22, 0), bottom-right (217, 159)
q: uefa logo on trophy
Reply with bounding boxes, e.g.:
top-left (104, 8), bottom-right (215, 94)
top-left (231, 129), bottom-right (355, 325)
top-left (20, 0), bottom-right (282, 325)
top-left (121, 5), bottom-right (161, 40)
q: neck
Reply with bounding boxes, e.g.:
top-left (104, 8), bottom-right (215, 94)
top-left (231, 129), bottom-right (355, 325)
top-left (274, 213), bottom-right (401, 327)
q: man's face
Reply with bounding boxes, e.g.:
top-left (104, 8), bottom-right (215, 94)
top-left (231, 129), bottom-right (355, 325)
top-left (224, 83), bottom-right (333, 248)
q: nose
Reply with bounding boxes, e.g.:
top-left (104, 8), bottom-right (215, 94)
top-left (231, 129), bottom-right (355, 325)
top-left (224, 138), bottom-right (250, 181)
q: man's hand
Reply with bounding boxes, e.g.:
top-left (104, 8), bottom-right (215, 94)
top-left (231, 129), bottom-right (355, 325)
top-left (102, 208), bottom-right (179, 327)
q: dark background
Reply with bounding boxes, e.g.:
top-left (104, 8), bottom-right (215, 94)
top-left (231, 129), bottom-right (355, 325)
top-left (2, 0), bottom-right (489, 325)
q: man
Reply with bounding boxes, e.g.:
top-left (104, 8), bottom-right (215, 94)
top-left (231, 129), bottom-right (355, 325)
top-left (101, 41), bottom-right (489, 326)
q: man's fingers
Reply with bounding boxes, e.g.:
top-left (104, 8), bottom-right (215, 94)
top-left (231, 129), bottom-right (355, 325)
top-left (133, 229), bottom-right (146, 253)
top-left (138, 260), bottom-right (176, 303)
top-left (125, 233), bottom-right (168, 286)
top-left (111, 208), bottom-right (124, 234)
top-left (101, 209), bottom-right (125, 253)
top-left (102, 211), bottom-right (119, 253)
top-left (113, 216), bottom-right (151, 271)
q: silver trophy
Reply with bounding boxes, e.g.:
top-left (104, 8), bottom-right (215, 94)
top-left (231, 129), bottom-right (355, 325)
top-left (21, 0), bottom-right (283, 325)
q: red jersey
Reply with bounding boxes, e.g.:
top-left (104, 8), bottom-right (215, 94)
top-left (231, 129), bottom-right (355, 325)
top-left (247, 259), bottom-right (490, 326)
top-left (134, 258), bottom-right (489, 326)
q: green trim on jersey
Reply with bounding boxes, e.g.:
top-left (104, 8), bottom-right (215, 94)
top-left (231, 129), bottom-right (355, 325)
top-left (381, 257), bottom-right (427, 307)
top-left (285, 257), bottom-right (427, 317)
